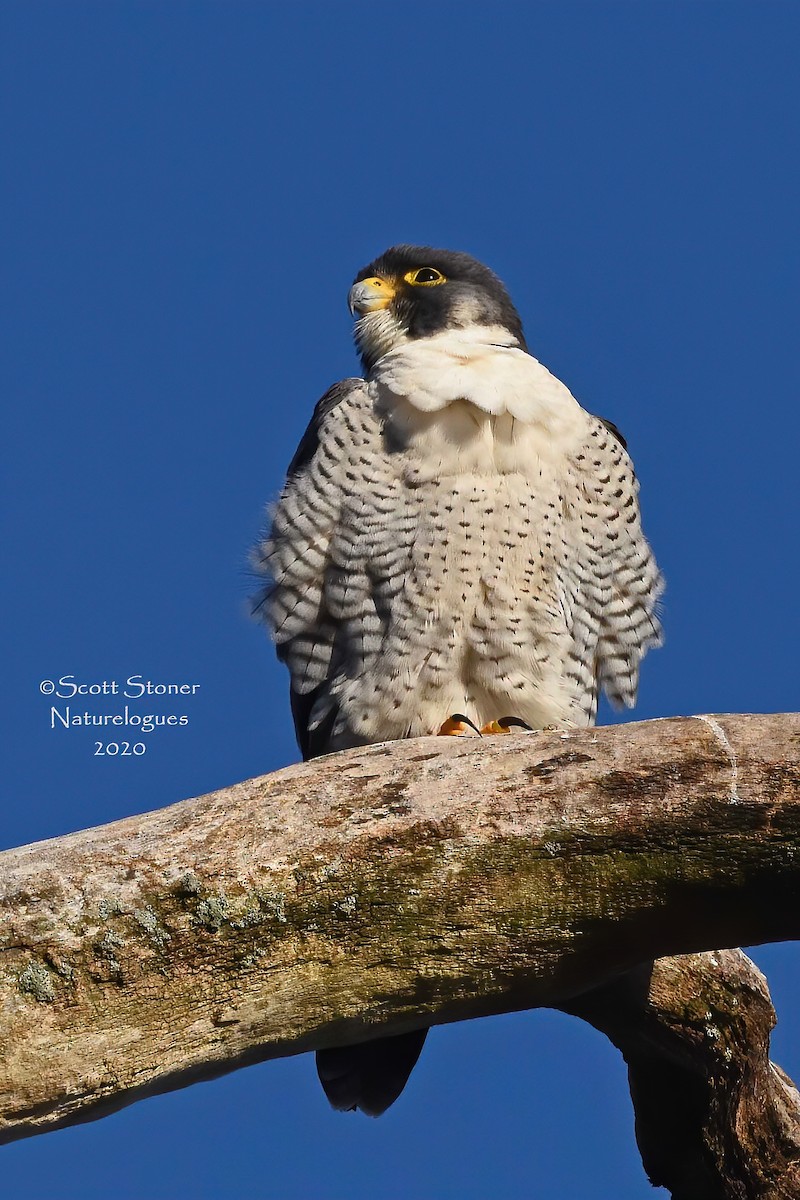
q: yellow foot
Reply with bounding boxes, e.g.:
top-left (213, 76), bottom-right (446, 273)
top-left (480, 717), bottom-right (533, 735)
top-left (437, 714), bottom-right (482, 737)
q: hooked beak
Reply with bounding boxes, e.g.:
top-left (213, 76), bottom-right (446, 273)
top-left (348, 275), bottom-right (397, 316)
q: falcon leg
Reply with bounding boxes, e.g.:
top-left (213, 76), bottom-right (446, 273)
top-left (480, 717), bottom-right (533, 735)
top-left (481, 717), bottom-right (581, 735)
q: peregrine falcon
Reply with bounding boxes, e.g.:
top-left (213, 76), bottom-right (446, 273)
top-left (253, 244), bottom-right (663, 1115)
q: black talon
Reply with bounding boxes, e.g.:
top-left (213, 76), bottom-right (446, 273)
top-left (450, 713), bottom-right (483, 736)
top-left (497, 716), bottom-right (533, 731)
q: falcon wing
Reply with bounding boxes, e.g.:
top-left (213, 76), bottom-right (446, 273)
top-left (565, 415), bottom-right (663, 718)
top-left (252, 377), bottom-right (371, 759)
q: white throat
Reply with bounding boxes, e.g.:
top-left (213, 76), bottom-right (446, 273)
top-left (370, 325), bottom-right (583, 429)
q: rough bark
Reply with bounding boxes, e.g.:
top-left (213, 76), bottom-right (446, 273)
top-left (0, 714), bottom-right (798, 1196)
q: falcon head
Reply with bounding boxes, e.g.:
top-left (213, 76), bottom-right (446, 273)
top-left (349, 245), bottom-right (527, 373)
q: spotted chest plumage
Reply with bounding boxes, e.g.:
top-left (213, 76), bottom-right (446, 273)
top-left (260, 333), bottom-right (659, 751)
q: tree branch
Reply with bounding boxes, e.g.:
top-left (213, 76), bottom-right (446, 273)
top-left (1, 714), bottom-right (798, 1193)
top-left (566, 951), bottom-right (800, 1199)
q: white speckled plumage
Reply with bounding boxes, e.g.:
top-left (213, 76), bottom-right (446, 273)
top-left (256, 324), bottom-right (662, 753)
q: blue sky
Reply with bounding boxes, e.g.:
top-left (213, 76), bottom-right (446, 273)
top-left (3, 3), bottom-right (799, 1196)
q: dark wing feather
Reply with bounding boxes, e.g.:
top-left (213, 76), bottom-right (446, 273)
top-left (252, 377), bottom-right (366, 760)
top-left (597, 415), bottom-right (628, 450)
top-left (285, 379), bottom-right (359, 479)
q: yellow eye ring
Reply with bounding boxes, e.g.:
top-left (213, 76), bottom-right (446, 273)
top-left (403, 267), bottom-right (447, 287)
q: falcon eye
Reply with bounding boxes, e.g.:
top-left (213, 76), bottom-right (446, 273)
top-left (404, 267), bottom-right (446, 287)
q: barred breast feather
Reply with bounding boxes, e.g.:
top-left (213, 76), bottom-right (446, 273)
top-left (254, 330), bottom-right (663, 757)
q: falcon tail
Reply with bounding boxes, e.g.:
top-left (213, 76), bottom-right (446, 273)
top-left (316, 1029), bottom-right (429, 1117)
